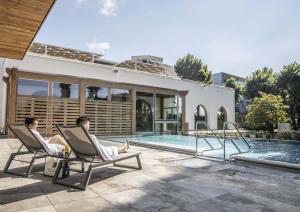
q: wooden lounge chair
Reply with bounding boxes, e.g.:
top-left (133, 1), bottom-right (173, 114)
top-left (53, 125), bottom-right (142, 190)
top-left (4, 124), bottom-right (52, 177)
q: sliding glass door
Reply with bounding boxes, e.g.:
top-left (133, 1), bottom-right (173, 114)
top-left (136, 92), bottom-right (182, 134)
top-left (154, 93), bottom-right (182, 134)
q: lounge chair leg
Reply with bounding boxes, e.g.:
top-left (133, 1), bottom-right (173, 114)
top-left (4, 152), bottom-right (38, 177)
top-left (53, 160), bottom-right (93, 191)
top-left (26, 153), bottom-right (37, 177)
top-left (53, 160), bottom-right (63, 184)
top-left (16, 144), bottom-right (24, 154)
top-left (136, 154), bottom-right (142, 170)
top-left (113, 154), bottom-right (142, 170)
top-left (81, 160), bottom-right (85, 172)
top-left (4, 153), bottom-right (15, 173)
top-left (83, 163), bottom-right (93, 190)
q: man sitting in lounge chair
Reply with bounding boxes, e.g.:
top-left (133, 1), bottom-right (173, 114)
top-left (76, 116), bottom-right (129, 161)
top-left (25, 117), bottom-right (71, 155)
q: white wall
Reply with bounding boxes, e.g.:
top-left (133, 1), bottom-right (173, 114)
top-left (184, 83), bottom-right (234, 130)
top-left (5, 54), bottom-right (235, 130)
top-left (0, 58), bottom-right (7, 133)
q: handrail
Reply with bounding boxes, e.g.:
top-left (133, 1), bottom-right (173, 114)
top-left (195, 121), bottom-right (223, 156)
top-left (223, 121), bottom-right (251, 161)
top-left (196, 121), bottom-right (223, 146)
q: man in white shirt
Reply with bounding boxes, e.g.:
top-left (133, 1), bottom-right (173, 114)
top-left (76, 116), bottom-right (129, 161)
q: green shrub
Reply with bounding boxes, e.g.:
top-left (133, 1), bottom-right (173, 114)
top-left (246, 93), bottom-right (288, 135)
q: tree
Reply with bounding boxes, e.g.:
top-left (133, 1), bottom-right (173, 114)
top-left (277, 62), bottom-right (300, 129)
top-left (174, 54), bottom-right (212, 83)
top-left (244, 67), bottom-right (277, 99)
top-left (225, 77), bottom-right (244, 103)
top-left (246, 93), bottom-right (288, 135)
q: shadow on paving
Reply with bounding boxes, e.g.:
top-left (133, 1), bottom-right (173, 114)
top-left (1, 147), bottom-right (300, 211)
top-left (0, 162), bottom-right (128, 205)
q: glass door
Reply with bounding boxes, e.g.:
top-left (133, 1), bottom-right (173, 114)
top-left (136, 92), bottom-right (154, 133)
top-left (154, 93), bottom-right (182, 134)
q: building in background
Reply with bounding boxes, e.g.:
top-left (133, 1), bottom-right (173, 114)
top-left (212, 72), bottom-right (246, 86)
top-left (213, 72), bottom-right (249, 128)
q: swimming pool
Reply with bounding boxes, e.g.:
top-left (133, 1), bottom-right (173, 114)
top-left (104, 134), bottom-right (300, 165)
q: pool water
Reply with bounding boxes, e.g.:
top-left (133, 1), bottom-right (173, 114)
top-left (104, 134), bottom-right (300, 164)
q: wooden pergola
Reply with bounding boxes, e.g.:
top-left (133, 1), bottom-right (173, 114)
top-left (116, 60), bottom-right (166, 75)
top-left (0, 0), bottom-right (56, 60)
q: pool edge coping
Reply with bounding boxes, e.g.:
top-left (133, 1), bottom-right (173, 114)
top-left (233, 155), bottom-right (300, 171)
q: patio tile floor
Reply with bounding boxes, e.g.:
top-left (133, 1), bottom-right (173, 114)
top-left (1, 138), bottom-right (300, 212)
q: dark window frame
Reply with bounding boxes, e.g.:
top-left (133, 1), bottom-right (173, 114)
top-left (17, 78), bottom-right (49, 97)
top-left (86, 86), bottom-right (109, 101)
top-left (111, 88), bottom-right (131, 102)
top-left (52, 82), bottom-right (79, 99)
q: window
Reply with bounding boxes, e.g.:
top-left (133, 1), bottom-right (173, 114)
top-left (111, 88), bottom-right (130, 102)
top-left (52, 82), bottom-right (79, 99)
top-left (17, 79), bottom-right (48, 96)
top-left (155, 94), bottom-right (178, 120)
top-left (195, 104), bottom-right (207, 129)
top-left (217, 107), bottom-right (227, 130)
top-left (86, 86), bottom-right (108, 101)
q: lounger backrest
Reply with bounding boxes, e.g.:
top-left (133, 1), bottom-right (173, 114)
top-left (8, 124), bottom-right (44, 151)
top-left (56, 125), bottom-right (99, 158)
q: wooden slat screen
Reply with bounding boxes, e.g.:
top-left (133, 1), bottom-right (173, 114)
top-left (85, 100), bottom-right (109, 135)
top-left (50, 98), bottom-right (80, 134)
top-left (16, 96), bottom-right (80, 135)
top-left (16, 96), bottom-right (49, 134)
top-left (16, 96), bottom-right (132, 136)
top-left (85, 100), bottom-right (132, 136)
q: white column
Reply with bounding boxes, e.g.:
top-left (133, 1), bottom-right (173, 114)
top-left (0, 58), bottom-right (6, 134)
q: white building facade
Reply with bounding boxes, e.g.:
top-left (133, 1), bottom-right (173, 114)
top-left (0, 45), bottom-right (235, 135)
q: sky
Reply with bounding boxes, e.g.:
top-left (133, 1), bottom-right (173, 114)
top-left (35, 0), bottom-right (300, 77)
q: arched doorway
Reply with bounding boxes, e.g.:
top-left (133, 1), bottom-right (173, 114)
top-left (136, 98), bottom-right (153, 132)
top-left (217, 107), bottom-right (227, 130)
top-left (194, 104), bottom-right (207, 129)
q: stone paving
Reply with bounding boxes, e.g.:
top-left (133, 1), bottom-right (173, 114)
top-left (1, 138), bottom-right (300, 212)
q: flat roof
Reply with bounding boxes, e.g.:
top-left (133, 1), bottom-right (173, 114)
top-left (213, 72), bottom-right (246, 81)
